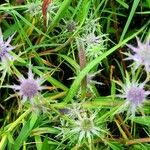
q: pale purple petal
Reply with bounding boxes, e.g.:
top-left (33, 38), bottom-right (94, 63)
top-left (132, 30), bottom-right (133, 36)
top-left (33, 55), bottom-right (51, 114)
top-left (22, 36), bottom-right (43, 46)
top-left (7, 65), bottom-right (46, 102)
top-left (125, 37), bottom-right (150, 72)
top-left (126, 44), bottom-right (139, 52)
top-left (136, 37), bottom-right (144, 49)
top-left (28, 66), bottom-right (34, 79)
top-left (6, 46), bottom-right (16, 52)
top-left (0, 28), bottom-right (3, 42)
top-left (0, 29), bottom-right (16, 62)
top-left (117, 77), bottom-right (150, 116)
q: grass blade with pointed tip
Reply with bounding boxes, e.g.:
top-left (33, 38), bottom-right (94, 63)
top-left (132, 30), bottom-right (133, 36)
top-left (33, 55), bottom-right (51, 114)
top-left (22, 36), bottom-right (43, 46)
top-left (47, 0), bottom-right (72, 32)
top-left (119, 0), bottom-right (140, 42)
top-left (13, 113), bottom-right (38, 150)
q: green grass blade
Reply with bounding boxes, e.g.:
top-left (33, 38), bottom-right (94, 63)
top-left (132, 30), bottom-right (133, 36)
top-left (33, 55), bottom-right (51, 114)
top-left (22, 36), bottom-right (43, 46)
top-left (132, 116), bottom-right (150, 126)
top-left (13, 113), bottom-right (38, 150)
top-left (76, 0), bottom-right (91, 25)
top-left (58, 54), bottom-right (80, 74)
top-left (115, 0), bottom-right (129, 9)
top-left (48, 0), bottom-right (72, 32)
top-left (119, 0), bottom-right (140, 42)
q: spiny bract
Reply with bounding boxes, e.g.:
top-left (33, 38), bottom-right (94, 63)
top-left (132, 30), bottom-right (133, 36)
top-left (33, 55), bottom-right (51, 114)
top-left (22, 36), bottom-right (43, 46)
top-left (0, 28), bottom-right (16, 62)
top-left (126, 37), bottom-right (150, 72)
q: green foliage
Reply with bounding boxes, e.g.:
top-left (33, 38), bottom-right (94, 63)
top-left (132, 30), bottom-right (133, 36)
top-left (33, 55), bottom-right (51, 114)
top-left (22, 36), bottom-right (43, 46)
top-left (0, 0), bottom-right (150, 149)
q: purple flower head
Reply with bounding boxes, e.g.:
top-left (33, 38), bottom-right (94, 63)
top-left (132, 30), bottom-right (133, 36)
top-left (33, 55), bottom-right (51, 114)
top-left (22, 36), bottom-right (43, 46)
top-left (127, 86), bottom-right (145, 105)
top-left (126, 37), bottom-right (150, 72)
top-left (117, 77), bottom-right (150, 116)
top-left (11, 65), bottom-right (46, 102)
top-left (0, 28), bottom-right (16, 62)
top-left (20, 79), bottom-right (39, 98)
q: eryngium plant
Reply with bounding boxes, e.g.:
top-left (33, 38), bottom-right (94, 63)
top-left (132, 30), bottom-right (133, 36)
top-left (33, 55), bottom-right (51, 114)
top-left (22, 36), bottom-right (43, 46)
top-left (9, 65), bottom-right (46, 103)
top-left (116, 72), bottom-right (150, 117)
top-left (56, 107), bottom-right (107, 148)
top-left (125, 37), bottom-right (150, 72)
top-left (0, 28), bottom-right (16, 63)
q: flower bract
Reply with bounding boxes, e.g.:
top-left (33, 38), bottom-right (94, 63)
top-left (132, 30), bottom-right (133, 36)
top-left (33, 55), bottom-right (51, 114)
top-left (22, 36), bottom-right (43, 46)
top-left (117, 77), bottom-right (150, 116)
top-left (0, 28), bottom-right (16, 63)
top-left (126, 37), bottom-right (150, 72)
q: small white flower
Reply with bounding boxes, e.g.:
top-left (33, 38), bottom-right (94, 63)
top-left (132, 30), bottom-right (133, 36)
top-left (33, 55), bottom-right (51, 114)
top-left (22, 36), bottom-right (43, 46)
top-left (0, 28), bottom-right (16, 62)
top-left (9, 65), bottom-right (46, 102)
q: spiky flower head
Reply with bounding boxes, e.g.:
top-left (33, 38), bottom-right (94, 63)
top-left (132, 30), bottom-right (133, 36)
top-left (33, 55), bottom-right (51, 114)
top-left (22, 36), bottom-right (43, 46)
top-left (68, 70), bottom-right (103, 98)
top-left (79, 18), bottom-right (107, 60)
top-left (82, 33), bottom-right (107, 60)
top-left (117, 75), bottom-right (150, 116)
top-left (70, 111), bottom-right (100, 144)
top-left (125, 37), bottom-right (150, 72)
top-left (56, 105), bottom-right (107, 148)
top-left (11, 65), bottom-right (45, 102)
top-left (0, 28), bottom-right (16, 62)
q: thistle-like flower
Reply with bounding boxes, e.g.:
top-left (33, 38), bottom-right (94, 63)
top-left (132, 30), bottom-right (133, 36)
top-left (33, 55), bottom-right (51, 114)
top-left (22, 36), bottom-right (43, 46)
top-left (83, 33), bottom-right (107, 60)
top-left (10, 66), bottom-right (46, 102)
top-left (125, 37), bottom-right (150, 72)
top-left (80, 18), bottom-right (107, 60)
top-left (117, 76), bottom-right (150, 116)
top-left (0, 28), bottom-right (16, 62)
top-left (70, 111), bottom-right (101, 144)
top-left (56, 105), bottom-right (107, 148)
